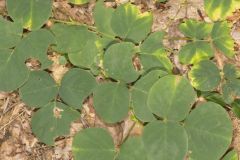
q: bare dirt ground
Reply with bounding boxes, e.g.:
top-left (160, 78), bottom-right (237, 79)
top-left (0, 0), bottom-right (240, 159)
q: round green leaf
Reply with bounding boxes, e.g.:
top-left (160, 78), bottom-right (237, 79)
top-left (19, 71), bottom-right (58, 108)
top-left (72, 128), bottom-right (116, 160)
top-left (178, 41), bottom-right (214, 64)
top-left (139, 51), bottom-right (173, 73)
top-left (142, 121), bottom-right (188, 160)
top-left (68, 40), bottom-right (99, 68)
top-left (189, 60), bottom-right (221, 91)
top-left (0, 49), bottom-right (28, 92)
top-left (6, 0), bottom-right (52, 30)
top-left (59, 68), bottom-right (97, 109)
top-left (179, 19), bottom-right (212, 39)
top-left (131, 70), bottom-right (168, 122)
top-left (93, 82), bottom-right (129, 123)
top-left (211, 21), bottom-right (234, 57)
top-left (103, 42), bottom-right (139, 83)
top-left (0, 17), bottom-right (22, 49)
top-left (223, 79), bottom-right (240, 104)
top-left (111, 3), bottom-right (153, 43)
top-left (118, 137), bottom-right (147, 160)
top-left (140, 31), bottom-right (165, 54)
top-left (51, 23), bottom-right (96, 53)
top-left (14, 29), bottom-right (55, 69)
top-left (31, 102), bottom-right (80, 145)
top-left (222, 150), bottom-right (238, 160)
top-left (68, 0), bottom-right (89, 5)
top-left (223, 64), bottom-right (237, 80)
top-left (185, 102), bottom-right (233, 160)
top-left (148, 75), bottom-right (196, 121)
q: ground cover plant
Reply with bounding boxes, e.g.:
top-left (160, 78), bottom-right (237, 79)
top-left (0, 0), bottom-right (240, 159)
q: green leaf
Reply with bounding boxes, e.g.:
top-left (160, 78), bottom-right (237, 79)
top-left (188, 60), bottom-right (221, 91)
top-left (0, 17), bottom-right (22, 49)
top-left (72, 128), bottom-right (116, 160)
top-left (178, 41), bottom-right (214, 64)
top-left (31, 102), bottom-right (79, 145)
top-left (232, 99), bottom-right (240, 118)
top-left (140, 31), bottom-right (165, 53)
top-left (211, 21), bottom-right (234, 57)
top-left (59, 68), bottom-right (97, 109)
top-left (118, 137), bottom-right (147, 160)
top-left (6, 0), bottom-right (52, 30)
top-left (14, 29), bottom-right (55, 69)
top-left (179, 19), bottom-right (213, 39)
top-left (185, 102), bottom-right (233, 160)
top-left (222, 79), bottom-right (240, 104)
top-left (140, 51), bottom-right (173, 73)
top-left (131, 70), bottom-right (168, 122)
top-left (68, 0), bottom-right (89, 5)
top-left (222, 150), bottom-right (239, 160)
top-left (93, 82), bottom-right (129, 123)
top-left (93, 0), bottom-right (115, 36)
top-left (51, 23), bottom-right (96, 53)
top-left (204, 0), bottom-right (234, 21)
top-left (224, 64), bottom-right (237, 80)
top-left (103, 42), bottom-right (139, 83)
top-left (148, 75), bottom-right (196, 121)
top-left (142, 121), bottom-right (188, 160)
top-left (0, 49), bottom-right (28, 92)
top-left (19, 71), bottom-right (58, 108)
top-left (111, 3), bottom-right (153, 43)
top-left (68, 38), bottom-right (99, 68)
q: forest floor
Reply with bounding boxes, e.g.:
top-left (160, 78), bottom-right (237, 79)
top-left (0, 0), bottom-right (240, 159)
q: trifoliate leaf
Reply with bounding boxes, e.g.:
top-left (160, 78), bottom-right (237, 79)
top-left (178, 41), bottom-right (214, 64)
top-left (0, 29), bottom-right (54, 92)
top-left (111, 3), bottom-right (153, 43)
top-left (185, 102), bottom-right (233, 160)
top-left (223, 64), bottom-right (237, 80)
top-left (131, 70), bottom-right (168, 122)
top-left (232, 100), bottom-right (240, 118)
top-left (0, 49), bottom-right (28, 92)
top-left (179, 19), bottom-right (212, 39)
top-left (103, 42), bottom-right (139, 83)
top-left (140, 31), bottom-right (165, 53)
top-left (93, 82), bottom-right (129, 123)
top-left (68, 0), bottom-right (89, 5)
top-left (118, 137), bottom-right (147, 160)
top-left (204, 0), bottom-right (234, 21)
top-left (19, 71), bottom-right (58, 108)
top-left (72, 128), bottom-right (116, 160)
top-left (211, 21), bottom-right (235, 57)
top-left (6, 0), bottom-right (52, 30)
top-left (140, 51), bottom-right (173, 73)
top-left (31, 102), bottom-right (80, 145)
top-left (222, 150), bottom-right (238, 160)
top-left (93, 0), bottom-right (115, 36)
top-left (51, 23), bottom-right (96, 53)
top-left (189, 60), bottom-right (221, 91)
top-left (142, 121), bottom-right (188, 160)
top-left (0, 17), bottom-right (22, 49)
top-left (59, 68), bottom-right (97, 109)
top-left (148, 75), bottom-right (196, 121)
